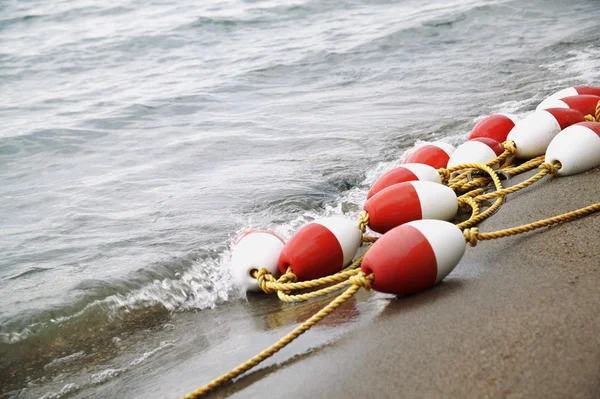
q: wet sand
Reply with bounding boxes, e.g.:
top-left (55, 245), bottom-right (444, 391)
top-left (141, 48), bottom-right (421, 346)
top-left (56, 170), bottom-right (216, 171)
top-left (199, 166), bottom-right (600, 399)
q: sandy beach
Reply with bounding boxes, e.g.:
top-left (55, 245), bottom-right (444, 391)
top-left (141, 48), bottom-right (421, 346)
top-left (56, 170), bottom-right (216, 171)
top-left (180, 166), bottom-right (600, 399)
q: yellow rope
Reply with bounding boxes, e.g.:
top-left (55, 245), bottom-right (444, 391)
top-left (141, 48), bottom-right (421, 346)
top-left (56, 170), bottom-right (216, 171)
top-left (584, 100), bottom-right (600, 122)
top-left (254, 244), bottom-right (372, 296)
top-left (475, 162), bottom-right (560, 202)
top-left (357, 210), bottom-right (369, 234)
top-left (180, 273), bottom-right (373, 399)
top-left (500, 155), bottom-right (545, 177)
top-left (457, 196), bottom-right (503, 230)
top-left (463, 202), bottom-right (600, 247)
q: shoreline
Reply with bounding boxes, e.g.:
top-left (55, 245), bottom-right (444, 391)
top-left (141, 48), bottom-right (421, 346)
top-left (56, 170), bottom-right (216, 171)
top-left (196, 166), bottom-right (600, 398)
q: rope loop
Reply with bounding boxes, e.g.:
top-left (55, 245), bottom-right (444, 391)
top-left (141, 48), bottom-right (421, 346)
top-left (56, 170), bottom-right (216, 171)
top-left (463, 227), bottom-right (479, 247)
top-left (349, 272), bottom-right (372, 291)
top-left (539, 161), bottom-right (561, 175)
top-left (585, 114), bottom-right (596, 122)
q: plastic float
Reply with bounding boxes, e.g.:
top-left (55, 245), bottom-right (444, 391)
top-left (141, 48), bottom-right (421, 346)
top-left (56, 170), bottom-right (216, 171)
top-left (182, 87), bottom-right (600, 399)
top-left (361, 220), bottom-right (465, 295)
top-left (363, 181), bottom-right (458, 234)
top-left (506, 108), bottom-right (586, 158)
top-left (403, 142), bottom-right (455, 169)
top-left (537, 94), bottom-right (600, 116)
top-left (446, 137), bottom-right (505, 169)
top-left (366, 163), bottom-right (441, 199)
top-left (277, 217), bottom-right (361, 281)
top-left (230, 231), bottom-right (284, 292)
top-left (536, 85), bottom-right (600, 110)
top-left (468, 113), bottom-right (519, 143)
top-left (545, 122), bottom-right (600, 176)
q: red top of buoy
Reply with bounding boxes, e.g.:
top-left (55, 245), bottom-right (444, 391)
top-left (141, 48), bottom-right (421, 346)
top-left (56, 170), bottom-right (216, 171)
top-left (277, 223), bottom-right (344, 281)
top-left (574, 86), bottom-right (600, 97)
top-left (559, 95), bottom-right (600, 117)
top-left (404, 144), bottom-right (454, 169)
top-left (367, 167), bottom-right (418, 199)
top-left (544, 108), bottom-right (586, 129)
top-left (578, 121), bottom-right (600, 136)
top-left (362, 224), bottom-right (437, 295)
top-left (470, 137), bottom-right (505, 156)
top-left (468, 114), bottom-right (516, 143)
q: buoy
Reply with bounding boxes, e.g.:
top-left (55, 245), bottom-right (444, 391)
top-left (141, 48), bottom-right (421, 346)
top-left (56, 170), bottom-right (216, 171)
top-left (446, 137), bottom-right (505, 169)
top-left (363, 181), bottom-right (458, 234)
top-left (367, 163), bottom-right (442, 199)
top-left (404, 142), bottom-right (455, 169)
top-left (468, 113), bottom-right (519, 143)
top-left (506, 108), bottom-right (586, 158)
top-left (545, 122), bottom-right (600, 176)
top-left (278, 217), bottom-right (361, 281)
top-left (361, 220), bottom-right (466, 295)
top-left (536, 86), bottom-right (600, 110)
top-left (230, 230), bottom-right (284, 292)
top-left (537, 94), bottom-right (600, 117)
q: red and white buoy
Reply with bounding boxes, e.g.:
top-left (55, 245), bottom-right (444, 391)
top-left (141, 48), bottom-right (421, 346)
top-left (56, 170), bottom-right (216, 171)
top-left (278, 217), bottom-right (361, 281)
top-left (537, 94), bottom-right (600, 117)
top-left (537, 86), bottom-right (600, 110)
top-left (506, 108), bottom-right (586, 158)
top-left (446, 137), bottom-right (505, 169)
top-left (367, 163), bottom-right (441, 199)
top-left (404, 142), bottom-right (455, 170)
top-left (363, 181), bottom-right (458, 234)
top-left (545, 122), bottom-right (600, 176)
top-left (230, 230), bottom-right (285, 292)
top-left (361, 220), bottom-right (466, 295)
top-left (468, 113), bottom-right (519, 143)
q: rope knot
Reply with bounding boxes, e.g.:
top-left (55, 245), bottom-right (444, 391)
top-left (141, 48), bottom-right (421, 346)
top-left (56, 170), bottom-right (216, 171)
top-left (539, 162), bottom-right (561, 175)
top-left (438, 168), bottom-right (451, 183)
top-left (277, 270), bottom-right (298, 284)
top-left (463, 227), bottom-right (479, 247)
top-left (584, 114), bottom-right (596, 122)
top-left (503, 140), bottom-right (517, 154)
top-left (349, 272), bottom-right (372, 291)
top-left (255, 268), bottom-right (277, 294)
top-left (357, 210), bottom-right (370, 234)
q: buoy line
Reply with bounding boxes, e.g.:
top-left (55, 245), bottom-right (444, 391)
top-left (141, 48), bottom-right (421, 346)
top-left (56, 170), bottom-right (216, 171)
top-left (181, 87), bottom-right (600, 398)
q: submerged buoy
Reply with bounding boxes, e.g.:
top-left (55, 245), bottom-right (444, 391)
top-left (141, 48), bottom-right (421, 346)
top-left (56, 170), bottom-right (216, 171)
top-left (468, 113), bottom-right (519, 143)
top-left (363, 181), bottom-right (458, 234)
top-left (278, 217), bottom-right (361, 281)
top-left (367, 163), bottom-right (441, 199)
top-left (537, 94), bottom-right (600, 117)
top-left (446, 137), bottom-right (505, 169)
top-left (361, 220), bottom-right (466, 295)
top-left (506, 108), bottom-right (586, 158)
top-left (404, 142), bottom-right (455, 169)
top-left (231, 230), bottom-right (284, 292)
top-left (545, 122), bottom-right (600, 176)
top-left (537, 86), bottom-right (600, 110)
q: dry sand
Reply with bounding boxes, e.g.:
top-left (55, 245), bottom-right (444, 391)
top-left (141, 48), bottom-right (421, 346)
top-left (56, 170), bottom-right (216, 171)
top-left (204, 166), bottom-right (600, 399)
